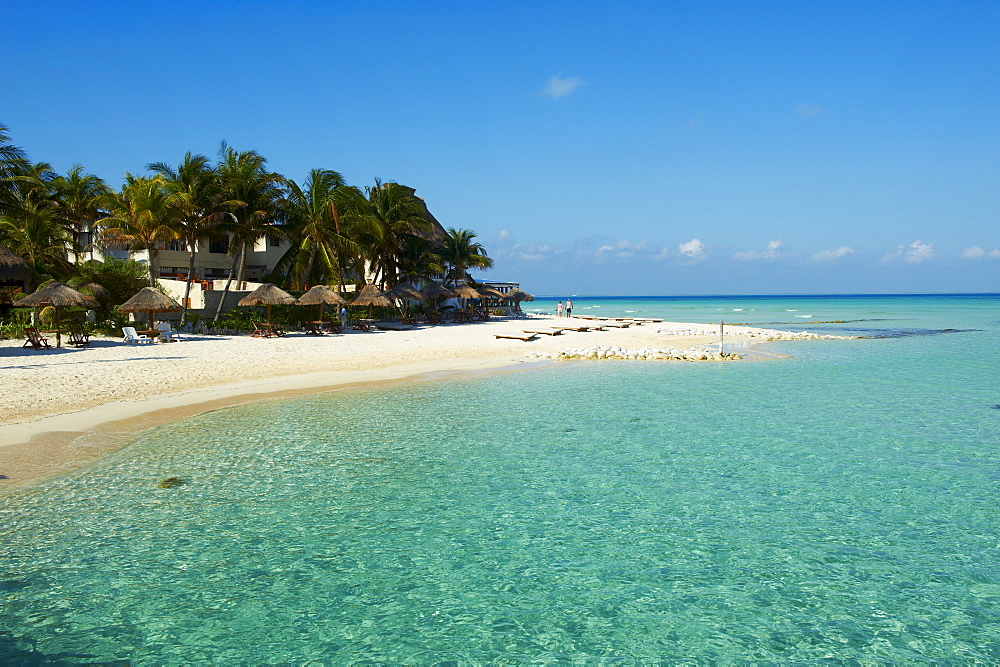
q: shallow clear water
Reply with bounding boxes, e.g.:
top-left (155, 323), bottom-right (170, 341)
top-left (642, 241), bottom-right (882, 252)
top-left (2, 295), bottom-right (999, 662)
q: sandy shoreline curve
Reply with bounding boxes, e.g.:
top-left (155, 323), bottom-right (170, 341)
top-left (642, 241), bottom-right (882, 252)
top-left (0, 316), bottom-right (769, 488)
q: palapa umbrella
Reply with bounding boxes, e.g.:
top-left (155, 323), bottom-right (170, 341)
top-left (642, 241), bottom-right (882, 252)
top-left (419, 282), bottom-right (454, 318)
top-left (237, 283), bottom-right (296, 324)
top-left (451, 283), bottom-right (481, 315)
top-left (118, 287), bottom-right (183, 336)
top-left (18, 282), bottom-right (99, 347)
top-left (296, 284), bottom-right (346, 323)
top-left (350, 283), bottom-right (392, 319)
top-left (475, 285), bottom-right (505, 300)
top-left (0, 245), bottom-right (30, 291)
top-left (504, 287), bottom-right (534, 302)
top-left (384, 282), bottom-right (423, 316)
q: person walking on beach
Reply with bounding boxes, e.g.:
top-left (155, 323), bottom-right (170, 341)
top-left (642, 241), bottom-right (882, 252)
top-left (339, 305), bottom-right (348, 330)
top-left (565, 299), bottom-right (573, 318)
top-left (556, 301), bottom-right (563, 317)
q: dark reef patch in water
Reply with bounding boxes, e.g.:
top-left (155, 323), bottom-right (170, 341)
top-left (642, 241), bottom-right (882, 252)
top-left (853, 328), bottom-right (981, 339)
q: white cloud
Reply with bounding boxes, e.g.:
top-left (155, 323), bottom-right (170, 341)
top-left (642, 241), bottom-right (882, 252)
top-left (961, 245), bottom-right (1000, 259)
top-left (734, 239), bottom-right (783, 262)
top-left (541, 74), bottom-right (585, 99)
top-left (497, 229), bottom-right (510, 240)
top-left (797, 103), bottom-right (821, 117)
top-left (812, 246), bottom-right (855, 262)
top-left (881, 239), bottom-right (935, 264)
top-left (678, 238), bottom-right (708, 261)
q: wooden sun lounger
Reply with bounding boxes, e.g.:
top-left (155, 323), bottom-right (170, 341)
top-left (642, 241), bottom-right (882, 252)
top-left (603, 322), bottom-right (631, 328)
top-left (22, 327), bottom-right (51, 350)
top-left (523, 329), bottom-right (562, 336)
top-left (495, 333), bottom-right (537, 341)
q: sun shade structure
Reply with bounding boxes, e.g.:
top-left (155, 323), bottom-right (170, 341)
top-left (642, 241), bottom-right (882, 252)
top-left (350, 283), bottom-right (393, 319)
top-left (349, 284), bottom-right (392, 308)
top-left (296, 284), bottom-right (346, 323)
top-left (450, 283), bottom-right (481, 299)
top-left (18, 282), bottom-right (100, 347)
top-left (237, 283), bottom-right (296, 324)
top-left (474, 285), bottom-right (506, 300)
top-left (384, 282), bottom-right (423, 317)
top-left (503, 287), bottom-right (534, 302)
top-left (419, 282), bottom-right (454, 301)
top-left (118, 287), bottom-right (184, 334)
top-left (0, 245), bottom-right (30, 291)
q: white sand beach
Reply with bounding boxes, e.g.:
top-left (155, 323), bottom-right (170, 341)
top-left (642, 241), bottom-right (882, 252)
top-left (0, 316), bottom-right (806, 487)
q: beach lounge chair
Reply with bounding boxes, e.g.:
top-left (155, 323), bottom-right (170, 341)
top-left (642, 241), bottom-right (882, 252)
top-left (522, 329), bottom-right (562, 336)
top-left (68, 326), bottom-right (90, 346)
top-left (305, 321), bottom-right (326, 336)
top-left (22, 327), bottom-right (51, 350)
top-left (156, 321), bottom-right (183, 342)
top-left (122, 326), bottom-right (153, 344)
top-left (495, 333), bottom-right (537, 342)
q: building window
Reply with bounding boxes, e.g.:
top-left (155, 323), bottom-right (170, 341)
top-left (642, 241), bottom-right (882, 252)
top-left (269, 236), bottom-right (281, 247)
top-left (165, 240), bottom-right (186, 252)
top-left (209, 238), bottom-right (229, 254)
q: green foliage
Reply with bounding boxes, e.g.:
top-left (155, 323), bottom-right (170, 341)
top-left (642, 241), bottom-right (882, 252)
top-left (76, 258), bottom-right (148, 306)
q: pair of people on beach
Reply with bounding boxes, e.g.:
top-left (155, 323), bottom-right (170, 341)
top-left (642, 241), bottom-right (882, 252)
top-left (556, 299), bottom-right (573, 317)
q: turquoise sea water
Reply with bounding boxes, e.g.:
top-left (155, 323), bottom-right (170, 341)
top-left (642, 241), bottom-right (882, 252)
top-left (2, 294), bottom-right (999, 662)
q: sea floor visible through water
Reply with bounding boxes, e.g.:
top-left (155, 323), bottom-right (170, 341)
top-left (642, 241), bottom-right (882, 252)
top-left (1, 294), bottom-right (998, 661)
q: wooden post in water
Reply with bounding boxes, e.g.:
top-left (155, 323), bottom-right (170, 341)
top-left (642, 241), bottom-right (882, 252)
top-left (719, 320), bottom-right (724, 355)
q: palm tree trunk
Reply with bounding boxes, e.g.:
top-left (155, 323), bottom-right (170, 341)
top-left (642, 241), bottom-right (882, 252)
top-left (301, 241), bottom-right (317, 290)
top-left (213, 250), bottom-right (241, 322)
top-left (235, 242), bottom-right (248, 290)
top-left (180, 246), bottom-right (197, 325)
top-left (147, 245), bottom-right (159, 287)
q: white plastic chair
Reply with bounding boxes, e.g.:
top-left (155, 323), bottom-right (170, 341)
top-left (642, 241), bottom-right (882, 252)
top-left (156, 321), bottom-right (183, 342)
top-left (122, 326), bottom-right (153, 344)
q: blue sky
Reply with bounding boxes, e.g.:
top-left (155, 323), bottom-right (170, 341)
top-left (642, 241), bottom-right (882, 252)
top-left (4, 1), bottom-right (998, 295)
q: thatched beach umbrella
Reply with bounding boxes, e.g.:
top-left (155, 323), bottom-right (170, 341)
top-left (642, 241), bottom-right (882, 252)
top-left (237, 283), bottom-right (296, 324)
top-left (118, 287), bottom-right (183, 334)
top-left (350, 283), bottom-right (392, 319)
top-left (419, 282), bottom-right (454, 317)
top-left (475, 285), bottom-right (505, 300)
top-left (384, 282), bottom-right (423, 316)
top-left (451, 283), bottom-right (481, 315)
top-left (18, 282), bottom-right (99, 347)
top-left (0, 245), bottom-right (30, 292)
top-left (296, 284), bottom-right (346, 323)
top-left (504, 287), bottom-right (534, 302)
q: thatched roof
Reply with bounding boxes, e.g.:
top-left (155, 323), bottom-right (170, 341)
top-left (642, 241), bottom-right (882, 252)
top-left (297, 284), bottom-right (346, 306)
top-left (0, 245), bottom-right (30, 283)
top-left (384, 282), bottom-right (423, 301)
top-left (504, 287), bottom-right (534, 302)
top-left (118, 287), bottom-right (183, 313)
top-left (350, 283), bottom-right (392, 307)
top-left (17, 282), bottom-right (99, 308)
top-left (419, 282), bottom-right (454, 300)
top-left (475, 285), bottom-right (506, 299)
top-left (451, 283), bottom-right (481, 299)
top-left (237, 283), bottom-right (296, 307)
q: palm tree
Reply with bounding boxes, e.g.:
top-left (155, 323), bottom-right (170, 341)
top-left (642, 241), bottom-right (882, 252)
top-left (351, 179), bottom-right (434, 288)
top-left (213, 146), bottom-right (286, 321)
top-left (148, 153), bottom-right (235, 322)
top-left (278, 168), bottom-right (356, 290)
top-left (0, 123), bottom-right (30, 195)
top-left (396, 235), bottom-right (445, 286)
top-left (0, 187), bottom-right (72, 289)
top-left (97, 175), bottom-right (179, 287)
top-left (441, 227), bottom-right (493, 286)
top-left (51, 165), bottom-right (108, 264)
top-left (0, 157), bottom-right (68, 288)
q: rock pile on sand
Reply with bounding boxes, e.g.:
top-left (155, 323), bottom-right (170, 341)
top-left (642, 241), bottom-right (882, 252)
top-left (527, 345), bottom-right (742, 362)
